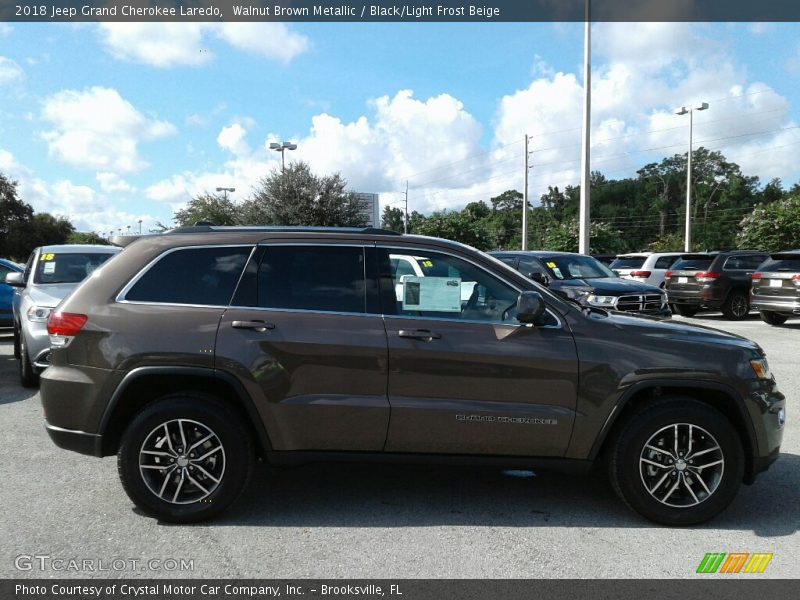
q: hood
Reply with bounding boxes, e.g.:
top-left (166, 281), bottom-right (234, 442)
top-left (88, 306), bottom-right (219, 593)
top-left (552, 277), bottom-right (662, 295)
top-left (26, 283), bottom-right (79, 308)
top-left (601, 311), bottom-right (761, 354)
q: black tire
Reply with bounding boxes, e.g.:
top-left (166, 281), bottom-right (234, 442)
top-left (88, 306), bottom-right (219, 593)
top-left (721, 290), bottom-right (749, 320)
top-left (13, 322), bottom-right (21, 359)
top-left (608, 397), bottom-right (743, 526)
top-left (118, 393), bottom-right (253, 523)
top-left (672, 304), bottom-right (699, 317)
top-left (18, 333), bottom-right (39, 388)
top-left (760, 311), bottom-right (788, 326)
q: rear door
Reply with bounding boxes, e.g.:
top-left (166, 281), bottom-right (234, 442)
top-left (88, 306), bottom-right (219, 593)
top-left (216, 242), bottom-right (390, 452)
top-left (377, 245), bottom-right (579, 457)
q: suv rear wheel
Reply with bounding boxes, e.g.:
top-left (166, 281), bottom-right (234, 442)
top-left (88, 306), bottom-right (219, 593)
top-left (721, 290), bottom-right (749, 320)
top-left (608, 398), bottom-right (743, 526)
top-left (759, 311), bottom-right (788, 326)
top-left (118, 393), bottom-right (253, 523)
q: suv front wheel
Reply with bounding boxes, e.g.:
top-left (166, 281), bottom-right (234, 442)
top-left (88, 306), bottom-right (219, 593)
top-left (608, 398), bottom-right (743, 526)
top-left (118, 393), bottom-right (253, 523)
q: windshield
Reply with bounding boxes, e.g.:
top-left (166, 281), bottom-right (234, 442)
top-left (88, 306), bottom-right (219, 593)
top-left (671, 257), bottom-right (714, 271)
top-left (609, 257), bottom-right (645, 269)
top-left (540, 255), bottom-right (617, 280)
top-left (34, 251), bottom-right (116, 284)
top-left (759, 256), bottom-right (800, 272)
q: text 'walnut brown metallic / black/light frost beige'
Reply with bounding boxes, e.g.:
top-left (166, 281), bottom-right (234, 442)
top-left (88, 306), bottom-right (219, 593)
top-left (38, 226), bottom-right (784, 525)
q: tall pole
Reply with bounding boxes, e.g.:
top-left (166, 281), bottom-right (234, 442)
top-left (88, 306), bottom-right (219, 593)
top-left (522, 134), bottom-right (529, 250)
top-left (685, 109), bottom-right (693, 252)
top-left (578, 1), bottom-right (591, 255)
top-left (404, 181), bottom-right (409, 234)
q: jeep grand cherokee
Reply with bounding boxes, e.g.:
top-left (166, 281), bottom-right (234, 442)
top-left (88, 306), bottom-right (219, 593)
top-left (40, 227), bottom-right (784, 525)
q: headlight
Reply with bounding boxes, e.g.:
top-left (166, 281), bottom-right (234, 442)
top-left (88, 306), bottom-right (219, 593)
top-left (750, 358), bottom-right (772, 380)
top-left (27, 306), bottom-right (52, 322)
top-left (585, 295), bottom-right (617, 307)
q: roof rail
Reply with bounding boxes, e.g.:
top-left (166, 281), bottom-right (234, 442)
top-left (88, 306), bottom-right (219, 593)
top-left (166, 225), bottom-right (402, 236)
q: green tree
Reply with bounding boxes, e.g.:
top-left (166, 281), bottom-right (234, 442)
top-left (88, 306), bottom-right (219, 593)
top-left (736, 196), bottom-right (800, 251)
top-left (381, 206), bottom-right (405, 232)
top-left (68, 232), bottom-right (110, 245)
top-left (174, 192), bottom-right (240, 226)
top-left (413, 210), bottom-right (492, 250)
top-left (540, 217), bottom-right (626, 254)
top-left (242, 162), bottom-right (367, 227)
top-left (0, 173), bottom-right (35, 260)
top-left (26, 213), bottom-right (75, 250)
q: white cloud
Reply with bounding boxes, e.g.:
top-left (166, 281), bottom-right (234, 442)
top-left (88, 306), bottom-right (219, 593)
top-left (97, 23), bottom-right (211, 68)
top-left (216, 23), bottom-right (310, 64)
top-left (217, 123), bottom-right (251, 157)
top-left (41, 86), bottom-right (176, 174)
top-left (97, 22), bottom-right (310, 69)
top-left (0, 24), bottom-right (11, 38)
top-left (96, 172), bottom-right (135, 194)
top-left (0, 56), bottom-right (24, 85)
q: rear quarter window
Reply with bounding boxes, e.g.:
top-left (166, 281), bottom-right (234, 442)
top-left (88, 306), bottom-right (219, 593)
top-left (124, 246), bottom-right (252, 306)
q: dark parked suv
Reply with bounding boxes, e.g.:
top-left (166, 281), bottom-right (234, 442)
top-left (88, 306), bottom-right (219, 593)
top-left (664, 251), bottom-right (769, 319)
top-left (489, 251), bottom-right (670, 317)
top-left (41, 227), bottom-right (784, 525)
top-left (750, 250), bottom-right (800, 325)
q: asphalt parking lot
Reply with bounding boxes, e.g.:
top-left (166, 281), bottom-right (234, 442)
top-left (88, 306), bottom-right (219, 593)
top-left (0, 313), bottom-right (797, 579)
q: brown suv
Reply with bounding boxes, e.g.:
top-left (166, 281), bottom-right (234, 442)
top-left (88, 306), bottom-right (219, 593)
top-left (40, 227), bottom-right (785, 525)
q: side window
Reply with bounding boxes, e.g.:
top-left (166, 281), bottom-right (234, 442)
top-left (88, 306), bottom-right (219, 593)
top-left (518, 257), bottom-right (547, 277)
top-left (723, 256), bottom-right (744, 270)
top-left (257, 245), bottom-right (366, 314)
top-left (124, 246), bottom-right (251, 306)
top-left (655, 256), bottom-right (677, 269)
top-left (742, 255), bottom-right (768, 270)
top-left (23, 252), bottom-right (35, 283)
top-left (379, 248), bottom-right (519, 323)
top-left (0, 264), bottom-right (10, 280)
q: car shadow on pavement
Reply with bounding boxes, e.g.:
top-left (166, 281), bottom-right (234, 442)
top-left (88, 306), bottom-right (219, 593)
top-left (196, 452), bottom-right (799, 535)
top-left (0, 351), bottom-right (38, 405)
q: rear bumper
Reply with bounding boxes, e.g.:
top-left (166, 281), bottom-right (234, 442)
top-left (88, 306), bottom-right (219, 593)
top-left (751, 296), bottom-right (800, 314)
top-left (666, 288), bottom-right (723, 309)
top-left (45, 423), bottom-right (102, 457)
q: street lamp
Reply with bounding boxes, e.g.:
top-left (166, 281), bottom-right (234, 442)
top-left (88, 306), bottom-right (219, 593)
top-left (675, 101), bottom-right (709, 252)
top-left (138, 219), bottom-right (143, 234)
top-left (269, 141), bottom-right (297, 173)
top-left (215, 187), bottom-right (235, 200)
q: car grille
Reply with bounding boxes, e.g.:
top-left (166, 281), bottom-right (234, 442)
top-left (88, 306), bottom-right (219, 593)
top-left (616, 294), bottom-right (664, 313)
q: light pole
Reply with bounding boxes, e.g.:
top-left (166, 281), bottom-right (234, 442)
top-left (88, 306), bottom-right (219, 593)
top-left (269, 141), bottom-right (297, 173)
top-left (138, 219), bottom-right (143, 234)
top-left (675, 102), bottom-right (709, 252)
top-left (216, 186), bottom-right (235, 200)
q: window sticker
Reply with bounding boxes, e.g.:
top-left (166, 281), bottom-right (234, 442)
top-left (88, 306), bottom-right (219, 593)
top-left (41, 253), bottom-right (55, 261)
top-left (401, 276), bottom-right (462, 312)
top-left (421, 260), bottom-right (433, 268)
top-left (546, 261), bottom-right (557, 268)
top-left (43, 261), bottom-right (56, 274)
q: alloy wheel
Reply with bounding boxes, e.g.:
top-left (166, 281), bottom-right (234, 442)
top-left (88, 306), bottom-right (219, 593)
top-left (639, 423), bottom-right (724, 508)
top-left (139, 419), bottom-right (226, 505)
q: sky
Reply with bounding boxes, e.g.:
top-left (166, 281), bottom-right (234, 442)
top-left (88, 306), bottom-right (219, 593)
top-left (1, 21), bottom-right (800, 234)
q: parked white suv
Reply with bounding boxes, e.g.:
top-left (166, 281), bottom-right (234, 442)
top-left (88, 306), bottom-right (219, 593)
top-left (610, 252), bottom-right (682, 288)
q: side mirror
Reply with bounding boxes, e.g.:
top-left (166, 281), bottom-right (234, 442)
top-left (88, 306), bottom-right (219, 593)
top-left (516, 291), bottom-right (547, 325)
top-left (4, 272), bottom-right (24, 287)
top-left (528, 272), bottom-right (550, 287)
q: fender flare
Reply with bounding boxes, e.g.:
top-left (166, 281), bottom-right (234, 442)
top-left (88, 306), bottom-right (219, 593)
top-left (98, 366), bottom-right (272, 455)
top-left (587, 378), bottom-right (758, 463)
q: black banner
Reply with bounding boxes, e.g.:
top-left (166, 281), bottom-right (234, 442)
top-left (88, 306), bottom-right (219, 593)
top-left (4, 580), bottom-right (799, 600)
top-left (5, 0), bottom-right (800, 23)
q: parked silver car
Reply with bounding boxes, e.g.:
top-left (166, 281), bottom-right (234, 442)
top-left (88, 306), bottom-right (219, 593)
top-left (5, 244), bottom-right (120, 387)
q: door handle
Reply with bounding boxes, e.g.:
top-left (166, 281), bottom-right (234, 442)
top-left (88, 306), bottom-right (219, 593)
top-left (398, 329), bottom-right (441, 341)
top-left (232, 320), bottom-right (276, 332)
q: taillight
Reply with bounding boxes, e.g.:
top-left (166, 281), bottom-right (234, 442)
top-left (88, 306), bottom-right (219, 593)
top-left (695, 271), bottom-right (720, 283)
top-left (664, 271), bottom-right (672, 280)
top-left (793, 274), bottom-right (800, 286)
top-left (47, 312), bottom-right (88, 347)
top-left (751, 273), bottom-right (762, 281)
top-left (630, 270), bottom-right (652, 278)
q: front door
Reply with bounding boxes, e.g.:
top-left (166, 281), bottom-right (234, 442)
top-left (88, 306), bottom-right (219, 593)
top-left (377, 246), bottom-right (579, 457)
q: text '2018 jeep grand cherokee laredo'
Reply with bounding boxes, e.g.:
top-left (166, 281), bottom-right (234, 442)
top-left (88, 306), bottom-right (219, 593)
top-left (40, 227), bottom-right (784, 525)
